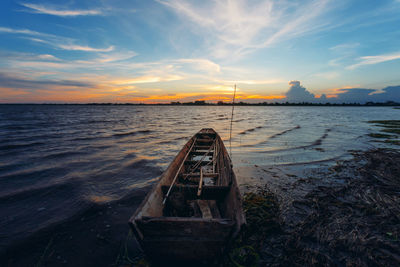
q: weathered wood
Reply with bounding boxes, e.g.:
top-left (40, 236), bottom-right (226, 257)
top-left (196, 138), bottom-right (214, 143)
top-left (208, 200), bottom-right (221, 219)
top-left (142, 239), bottom-right (225, 261)
top-left (137, 217), bottom-right (234, 238)
top-left (197, 200), bottom-right (212, 219)
top-left (163, 137), bottom-right (197, 205)
top-left (184, 160), bottom-right (212, 166)
top-left (181, 172), bottom-right (219, 179)
top-left (190, 151), bottom-right (214, 156)
top-left (194, 145), bottom-right (212, 151)
top-left (129, 128), bottom-right (245, 262)
top-left (197, 167), bottom-right (204, 197)
top-left (161, 185), bottom-right (230, 200)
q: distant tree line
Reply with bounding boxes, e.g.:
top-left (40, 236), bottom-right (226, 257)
top-left (2, 101), bottom-right (400, 106)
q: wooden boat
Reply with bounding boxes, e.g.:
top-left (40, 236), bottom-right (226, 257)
top-left (129, 128), bottom-right (245, 262)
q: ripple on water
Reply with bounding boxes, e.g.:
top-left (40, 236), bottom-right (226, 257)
top-left (0, 105), bottom-right (399, 249)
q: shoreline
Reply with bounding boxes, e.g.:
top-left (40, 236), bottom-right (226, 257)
top-left (231, 148), bottom-right (400, 266)
top-left (2, 148), bottom-right (399, 266)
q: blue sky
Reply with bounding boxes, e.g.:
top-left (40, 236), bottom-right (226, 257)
top-left (0, 0), bottom-right (400, 103)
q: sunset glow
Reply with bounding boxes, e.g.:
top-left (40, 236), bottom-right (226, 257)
top-left (1, 1), bottom-right (400, 103)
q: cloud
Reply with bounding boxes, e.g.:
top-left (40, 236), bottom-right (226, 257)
top-left (0, 72), bottom-right (93, 90)
top-left (158, 0), bottom-right (335, 59)
top-left (285, 81), bottom-right (316, 102)
top-left (176, 58), bottom-right (220, 73)
top-left (329, 42), bottom-right (360, 51)
top-left (0, 26), bottom-right (41, 35)
top-left (282, 81), bottom-right (400, 103)
top-left (334, 86), bottom-right (400, 103)
top-left (20, 3), bottom-right (102, 16)
top-left (0, 26), bottom-right (114, 52)
top-left (58, 44), bottom-right (114, 52)
top-left (347, 51), bottom-right (400, 69)
top-left (113, 75), bottom-right (183, 85)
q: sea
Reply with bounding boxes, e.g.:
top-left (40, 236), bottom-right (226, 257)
top-left (0, 104), bottom-right (398, 249)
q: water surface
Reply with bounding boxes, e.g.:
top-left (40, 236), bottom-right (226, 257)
top-left (0, 105), bottom-right (398, 248)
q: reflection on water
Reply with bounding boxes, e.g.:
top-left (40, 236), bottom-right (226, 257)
top-left (0, 105), bottom-right (398, 247)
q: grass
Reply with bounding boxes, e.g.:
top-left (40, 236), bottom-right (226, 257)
top-left (368, 120), bottom-right (400, 126)
top-left (382, 128), bottom-right (400, 135)
top-left (227, 186), bottom-right (280, 266)
top-left (114, 230), bottom-right (146, 267)
top-left (367, 120), bottom-right (400, 145)
top-left (367, 133), bottom-right (393, 139)
top-left (384, 139), bottom-right (400, 146)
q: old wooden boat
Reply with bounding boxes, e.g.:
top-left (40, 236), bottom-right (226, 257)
top-left (129, 128), bottom-right (245, 261)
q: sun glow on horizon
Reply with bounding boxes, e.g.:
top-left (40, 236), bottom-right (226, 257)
top-left (0, 1), bottom-right (400, 103)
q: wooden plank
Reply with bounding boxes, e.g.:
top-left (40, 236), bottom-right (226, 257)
top-left (184, 160), bottom-right (212, 166)
top-left (190, 151), bottom-right (214, 156)
top-left (196, 133), bottom-right (216, 139)
top-left (142, 239), bottom-right (225, 261)
top-left (161, 185), bottom-right (230, 200)
top-left (181, 173), bottom-right (218, 179)
top-left (197, 200), bottom-right (212, 219)
top-left (137, 217), bottom-right (234, 238)
top-left (162, 137), bottom-right (197, 205)
top-left (208, 200), bottom-right (221, 219)
top-left (196, 138), bottom-right (214, 143)
top-left (194, 145), bottom-right (212, 150)
top-left (197, 168), bottom-right (204, 197)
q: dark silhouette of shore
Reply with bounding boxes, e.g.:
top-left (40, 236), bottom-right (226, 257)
top-left (1, 101), bottom-right (399, 106)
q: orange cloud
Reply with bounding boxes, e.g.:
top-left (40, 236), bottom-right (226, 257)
top-left (240, 94), bottom-right (285, 100)
top-left (126, 92), bottom-right (286, 103)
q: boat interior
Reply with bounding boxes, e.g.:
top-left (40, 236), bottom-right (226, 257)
top-left (136, 129), bottom-right (237, 221)
top-left (162, 128), bottom-right (231, 219)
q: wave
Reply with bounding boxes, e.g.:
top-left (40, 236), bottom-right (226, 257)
top-left (275, 154), bottom-right (343, 166)
top-left (269, 125), bottom-right (301, 139)
top-left (256, 128), bottom-right (331, 153)
top-left (239, 126), bottom-right (264, 135)
top-left (0, 181), bottom-right (77, 203)
top-left (112, 129), bottom-right (153, 137)
top-left (239, 125), bottom-right (301, 147)
top-left (42, 150), bottom-right (89, 160)
top-left (0, 142), bottom-right (45, 151)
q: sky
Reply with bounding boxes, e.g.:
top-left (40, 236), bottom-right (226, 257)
top-left (0, 0), bottom-right (400, 103)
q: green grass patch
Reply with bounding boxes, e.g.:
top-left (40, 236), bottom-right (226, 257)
top-left (368, 120), bottom-right (400, 125)
top-left (368, 133), bottom-right (394, 139)
top-left (227, 187), bottom-right (280, 266)
top-left (384, 139), bottom-right (400, 146)
top-left (367, 120), bottom-right (400, 143)
top-left (382, 128), bottom-right (400, 135)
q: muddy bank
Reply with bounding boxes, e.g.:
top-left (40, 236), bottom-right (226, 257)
top-left (233, 148), bottom-right (400, 266)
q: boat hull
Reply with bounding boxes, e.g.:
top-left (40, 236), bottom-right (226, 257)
top-left (129, 128), bottom-right (245, 261)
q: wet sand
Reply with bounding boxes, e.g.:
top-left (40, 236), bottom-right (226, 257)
top-left (1, 148), bottom-right (399, 266)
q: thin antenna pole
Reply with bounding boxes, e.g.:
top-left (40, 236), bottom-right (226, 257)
top-left (229, 84), bottom-right (237, 158)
